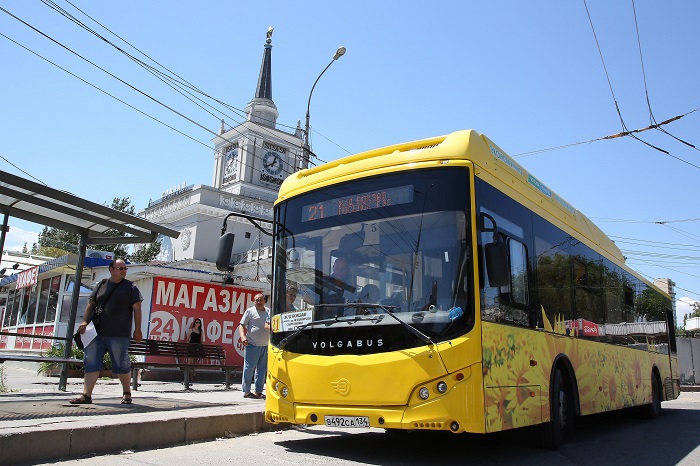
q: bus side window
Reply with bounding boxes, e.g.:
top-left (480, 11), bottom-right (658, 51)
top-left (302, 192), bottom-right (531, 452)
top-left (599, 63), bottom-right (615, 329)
top-left (501, 238), bottom-right (529, 307)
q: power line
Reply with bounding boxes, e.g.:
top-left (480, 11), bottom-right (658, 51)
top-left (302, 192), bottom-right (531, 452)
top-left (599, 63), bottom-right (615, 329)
top-left (612, 237), bottom-right (700, 252)
top-left (582, 0), bottom-right (700, 170)
top-left (592, 216), bottom-right (700, 224)
top-left (0, 30), bottom-right (210, 149)
top-left (0, 7), bottom-right (302, 184)
top-left (3, 2), bottom-right (343, 189)
top-left (45, 0), bottom-right (343, 166)
top-left (631, 0), bottom-right (699, 152)
top-left (0, 152), bottom-right (47, 185)
top-left (628, 257), bottom-right (700, 285)
top-left (512, 107), bottom-right (699, 159)
top-left (620, 249), bottom-right (700, 261)
top-left (60, 0), bottom-right (333, 172)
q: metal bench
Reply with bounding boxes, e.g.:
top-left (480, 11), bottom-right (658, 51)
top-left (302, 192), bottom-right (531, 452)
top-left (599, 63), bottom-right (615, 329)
top-left (0, 353), bottom-right (82, 365)
top-left (128, 339), bottom-right (240, 390)
top-left (0, 331), bottom-right (82, 367)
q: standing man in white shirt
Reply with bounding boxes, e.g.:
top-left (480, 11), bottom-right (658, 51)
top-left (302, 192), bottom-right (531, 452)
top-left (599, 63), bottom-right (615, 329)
top-left (238, 293), bottom-right (270, 399)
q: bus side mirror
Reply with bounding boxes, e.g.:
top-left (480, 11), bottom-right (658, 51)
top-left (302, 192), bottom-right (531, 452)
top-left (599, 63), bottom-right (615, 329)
top-left (216, 233), bottom-right (235, 271)
top-left (485, 241), bottom-right (509, 287)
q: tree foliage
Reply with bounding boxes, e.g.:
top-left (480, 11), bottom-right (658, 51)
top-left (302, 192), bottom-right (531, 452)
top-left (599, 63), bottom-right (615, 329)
top-left (130, 241), bottom-right (162, 264)
top-left (634, 287), bottom-right (668, 322)
top-left (36, 197), bottom-right (161, 263)
top-left (690, 302), bottom-right (700, 318)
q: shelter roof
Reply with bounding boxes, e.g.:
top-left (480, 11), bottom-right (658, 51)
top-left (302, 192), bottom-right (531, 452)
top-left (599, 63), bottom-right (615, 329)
top-left (0, 169), bottom-right (179, 245)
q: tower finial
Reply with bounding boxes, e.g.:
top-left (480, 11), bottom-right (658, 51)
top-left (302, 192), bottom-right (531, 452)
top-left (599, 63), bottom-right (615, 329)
top-left (266, 26), bottom-right (273, 43)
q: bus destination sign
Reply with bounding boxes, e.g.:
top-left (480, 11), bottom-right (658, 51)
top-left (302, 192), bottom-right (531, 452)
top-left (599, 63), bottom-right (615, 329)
top-left (302, 185), bottom-right (414, 222)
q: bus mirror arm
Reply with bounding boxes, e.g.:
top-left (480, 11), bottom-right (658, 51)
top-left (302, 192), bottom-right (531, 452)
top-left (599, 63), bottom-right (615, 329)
top-left (219, 212), bottom-right (274, 237)
top-left (216, 212), bottom-right (293, 272)
top-left (480, 212), bottom-right (509, 287)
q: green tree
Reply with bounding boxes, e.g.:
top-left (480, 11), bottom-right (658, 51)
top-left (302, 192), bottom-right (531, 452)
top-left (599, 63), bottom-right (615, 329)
top-left (683, 302), bottom-right (700, 327)
top-left (21, 242), bottom-right (28, 253)
top-left (691, 302), bottom-right (700, 318)
top-left (37, 197), bottom-right (161, 262)
top-left (129, 241), bottom-right (162, 264)
top-left (635, 287), bottom-right (668, 322)
top-left (37, 226), bottom-right (77, 257)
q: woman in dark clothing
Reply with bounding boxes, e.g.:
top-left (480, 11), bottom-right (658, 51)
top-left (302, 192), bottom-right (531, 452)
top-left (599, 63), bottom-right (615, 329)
top-left (187, 319), bottom-right (203, 344)
top-left (186, 319), bottom-right (204, 378)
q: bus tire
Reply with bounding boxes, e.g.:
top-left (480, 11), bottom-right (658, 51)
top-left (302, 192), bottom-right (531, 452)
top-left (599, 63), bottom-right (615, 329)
top-left (639, 372), bottom-right (662, 419)
top-left (537, 368), bottom-right (572, 450)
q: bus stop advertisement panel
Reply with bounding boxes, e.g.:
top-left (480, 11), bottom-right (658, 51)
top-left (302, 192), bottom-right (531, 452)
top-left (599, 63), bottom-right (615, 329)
top-left (149, 276), bottom-right (260, 366)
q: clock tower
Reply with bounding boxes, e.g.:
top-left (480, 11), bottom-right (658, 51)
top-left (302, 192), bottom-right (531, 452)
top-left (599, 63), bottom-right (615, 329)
top-left (212, 27), bottom-right (305, 201)
top-left (141, 27), bottom-right (306, 279)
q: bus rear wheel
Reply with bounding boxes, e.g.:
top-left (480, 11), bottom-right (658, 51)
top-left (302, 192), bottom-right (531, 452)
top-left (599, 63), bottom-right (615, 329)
top-left (537, 368), bottom-right (572, 450)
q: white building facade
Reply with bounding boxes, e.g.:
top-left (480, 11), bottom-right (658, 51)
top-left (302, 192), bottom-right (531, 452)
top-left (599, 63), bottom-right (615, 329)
top-left (140, 29), bottom-right (304, 283)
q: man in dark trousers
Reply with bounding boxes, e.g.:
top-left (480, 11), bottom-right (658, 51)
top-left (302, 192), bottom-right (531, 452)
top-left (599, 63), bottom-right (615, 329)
top-left (71, 258), bottom-right (143, 405)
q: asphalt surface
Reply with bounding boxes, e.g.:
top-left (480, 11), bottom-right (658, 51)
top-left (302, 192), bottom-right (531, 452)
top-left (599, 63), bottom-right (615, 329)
top-left (0, 364), bottom-right (270, 465)
top-left (2, 364), bottom-right (698, 465)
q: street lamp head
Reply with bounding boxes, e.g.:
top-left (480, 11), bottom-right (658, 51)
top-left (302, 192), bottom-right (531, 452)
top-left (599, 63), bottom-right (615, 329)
top-left (333, 46), bottom-right (346, 60)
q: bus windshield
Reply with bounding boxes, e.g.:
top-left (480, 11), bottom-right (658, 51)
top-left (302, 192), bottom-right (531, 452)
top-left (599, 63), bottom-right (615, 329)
top-left (271, 168), bottom-right (475, 355)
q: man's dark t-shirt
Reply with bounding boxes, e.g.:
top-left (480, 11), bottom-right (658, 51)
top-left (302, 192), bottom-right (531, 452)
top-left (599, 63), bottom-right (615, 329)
top-left (89, 279), bottom-right (143, 337)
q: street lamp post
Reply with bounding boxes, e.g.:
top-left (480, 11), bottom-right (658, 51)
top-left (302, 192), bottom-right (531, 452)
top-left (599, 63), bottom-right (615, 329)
top-left (302, 46), bottom-right (346, 167)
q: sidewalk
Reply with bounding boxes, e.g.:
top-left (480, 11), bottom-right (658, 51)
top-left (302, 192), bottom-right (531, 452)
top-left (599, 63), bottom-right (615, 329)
top-left (0, 364), bottom-right (271, 465)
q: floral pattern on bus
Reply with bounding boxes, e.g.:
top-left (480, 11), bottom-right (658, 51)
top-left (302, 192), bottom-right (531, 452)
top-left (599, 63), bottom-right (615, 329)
top-left (481, 315), bottom-right (662, 433)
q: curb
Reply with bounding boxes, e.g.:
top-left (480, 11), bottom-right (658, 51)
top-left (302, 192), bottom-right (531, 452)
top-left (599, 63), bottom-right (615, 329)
top-left (0, 410), bottom-right (279, 465)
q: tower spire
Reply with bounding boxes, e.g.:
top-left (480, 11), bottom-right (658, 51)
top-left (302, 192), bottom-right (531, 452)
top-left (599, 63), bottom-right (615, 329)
top-left (245, 27), bottom-right (278, 128)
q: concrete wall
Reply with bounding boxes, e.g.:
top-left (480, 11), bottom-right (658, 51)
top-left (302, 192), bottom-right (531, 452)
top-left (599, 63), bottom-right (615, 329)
top-left (677, 337), bottom-right (700, 385)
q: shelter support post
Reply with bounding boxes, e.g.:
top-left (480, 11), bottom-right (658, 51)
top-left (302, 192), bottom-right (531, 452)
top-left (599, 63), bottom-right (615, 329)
top-left (0, 211), bottom-right (8, 263)
top-left (59, 235), bottom-right (87, 391)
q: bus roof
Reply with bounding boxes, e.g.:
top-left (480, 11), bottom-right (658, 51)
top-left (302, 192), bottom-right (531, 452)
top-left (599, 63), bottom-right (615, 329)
top-left (277, 129), bottom-right (635, 280)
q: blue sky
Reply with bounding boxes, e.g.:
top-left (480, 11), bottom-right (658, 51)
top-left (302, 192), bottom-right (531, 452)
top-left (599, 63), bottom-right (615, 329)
top-left (1, 1), bottom-right (698, 325)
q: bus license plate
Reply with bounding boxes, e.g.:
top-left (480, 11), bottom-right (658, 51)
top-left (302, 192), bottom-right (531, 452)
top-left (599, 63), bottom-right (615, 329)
top-left (324, 415), bottom-right (370, 428)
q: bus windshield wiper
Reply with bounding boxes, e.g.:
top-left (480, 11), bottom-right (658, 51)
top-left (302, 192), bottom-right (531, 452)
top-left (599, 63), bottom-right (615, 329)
top-left (341, 303), bottom-right (435, 347)
top-left (333, 303), bottom-right (435, 346)
top-left (380, 305), bottom-right (435, 347)
top-left (277, 312), bottom-right (384, 350)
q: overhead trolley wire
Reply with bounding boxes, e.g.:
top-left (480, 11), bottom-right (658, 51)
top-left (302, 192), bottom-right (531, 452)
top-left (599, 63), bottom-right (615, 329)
top-left (582, 0), bottom-right (700, 170)
top-left (513, 106), bottom-right (700, 158)
top-left (631, 0), bottom-right (699, 152)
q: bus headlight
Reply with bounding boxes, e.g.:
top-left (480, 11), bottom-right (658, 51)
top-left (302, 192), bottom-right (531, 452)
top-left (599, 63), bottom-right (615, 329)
top-left (281, 386), bottom-right (289, 397)
top-left (437, 381), bottom-right (448, 393)
top-left (419, 387), bottom-right (430, 400)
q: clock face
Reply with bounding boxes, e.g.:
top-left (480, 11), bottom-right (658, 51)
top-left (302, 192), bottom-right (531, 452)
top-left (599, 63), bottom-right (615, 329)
top-left (224, 147), bottom-right (238, 180)
top-left (262, 151), bottom-right (284, 176)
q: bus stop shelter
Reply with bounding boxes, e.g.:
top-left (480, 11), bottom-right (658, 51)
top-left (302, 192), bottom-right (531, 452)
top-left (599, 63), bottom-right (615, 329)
top-left (0, 169), bottom-right (179, 389)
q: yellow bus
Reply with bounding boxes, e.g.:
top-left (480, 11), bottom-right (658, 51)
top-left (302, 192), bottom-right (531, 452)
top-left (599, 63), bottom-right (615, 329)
top-left (224, 129), bottom-right (680, 448)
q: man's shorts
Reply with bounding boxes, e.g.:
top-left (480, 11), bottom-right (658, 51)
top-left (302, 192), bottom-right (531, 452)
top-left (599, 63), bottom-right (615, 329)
top-left (84, 335), bottom-right (131, 374)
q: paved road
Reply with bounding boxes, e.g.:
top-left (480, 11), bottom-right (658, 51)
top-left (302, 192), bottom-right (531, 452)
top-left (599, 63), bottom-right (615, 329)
top-left (47, 392), bottom-right (700, 466)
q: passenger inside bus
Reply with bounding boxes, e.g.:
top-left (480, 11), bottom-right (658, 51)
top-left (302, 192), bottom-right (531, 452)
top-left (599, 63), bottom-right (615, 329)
top-left (320, 256), bottom-right (357, 319)
top-left (284, 284), bottom-right (298, 313)
top-left (355, 283), bottom-right (380, 315)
